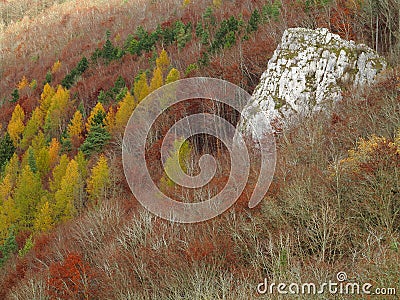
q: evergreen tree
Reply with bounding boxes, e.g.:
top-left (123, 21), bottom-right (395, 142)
top-left (0, 133), bottom-right (16, 172)
top-left (79, 125), bottom-right (111, 156)
top-left (86, 102), bottom-right (106, 132)
top-left (0, 227), bottom-right (18, 267)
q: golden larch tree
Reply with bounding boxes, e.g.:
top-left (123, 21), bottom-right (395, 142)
top-left (7, 104), bottom-right (25, 146)
top-left (87, 155), bottom-right (110, 205)
top-left (133, 72), bottom-right (149, 103)
top-left (149, 67), bottom-right (163, 92)
top-left (115, 91), bottom-right (136, 132)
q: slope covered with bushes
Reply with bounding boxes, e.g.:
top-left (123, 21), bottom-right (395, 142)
top-left (0, 0), bottom-right (399, 299)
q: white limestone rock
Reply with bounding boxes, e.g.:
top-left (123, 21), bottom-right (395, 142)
top-left (241, 28), bottom-right (386, 138)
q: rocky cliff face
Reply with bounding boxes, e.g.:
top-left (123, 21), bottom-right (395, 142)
top-left (241, 27), bottom-right (386, 138)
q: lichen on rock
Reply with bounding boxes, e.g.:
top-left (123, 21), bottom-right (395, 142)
top-left (241, 27), bottom-right (386, 138)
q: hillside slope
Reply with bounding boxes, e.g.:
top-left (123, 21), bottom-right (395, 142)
top-left (0, 0), bottom-right (400, 299)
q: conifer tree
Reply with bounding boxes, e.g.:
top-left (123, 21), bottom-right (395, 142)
top-left (50, 154), bottom-right (69, 193)
top-left (48, 138), bottom-right (61, 169)
top-left (0, 198), bottom-right (19, 243)
top-left (7, 104), bottom-right (25, 146)
top-left (133, 72), bottom-right (149, 103)
top-left (20, 107), bottom-right (44, 150)
top-left (0, 133), bottom-right (16, 172)
top-left (166, 68), bottom-right (181, 84)
top-left (105, 106), bottom-right (116, 133)
top-left (13, 165), bottom-right (45, 228)
top-left (150, 67), bottom-right (163, 92)
top-left (67, 110), bottom-right (84, 148)
top-left (156, 49), bottom-right (171, 74)
top-left (3, 153), bottom-right (20, 187)
top-left (115, 91), bottom-right (135, 132)
top-left (87, 155), bottom-right (110, 205)
top-left (44, 85), bottom-right (70, 137)
top-left (86, 102), bottom-right (106, 132)
top-left (40, 83), bottom-right (56, 113)
top-left (54, 159), bottom-right (80, 221)
top-left (34, 199), bottom-right (53, 232)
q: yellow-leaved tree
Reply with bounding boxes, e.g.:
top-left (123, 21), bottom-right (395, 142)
top-left (33, 198), bottom-right (53, 232)
top-left (149, 67), bottom-right (163, 92)
top-left (166, 68), bottom-right (181, 84)
top-left (20, 107), bottom-right (44, 150)
top-left (54, 159), bottom-right (80, 221)
top-left (133, 72), bottom-right (149, 103)
top-left (115, 91), bottom-right (135, 132)
top-left (156, 49), bottom-right (171, 74)
top-left (87, 155), bottom-right (110, 205)
top-left (7, 104), bottom-right (25, 146)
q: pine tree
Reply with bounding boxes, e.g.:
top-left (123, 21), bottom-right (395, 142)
top-left (149, 67), bottom-right (163, 92)
top-left (87, 155), bottom-right (110, 205)
top-left (7, 104), bottom-right (25, 146)
top-left (0, 133), bottom-right (16, 172)
top-left (166, 68), bottom-right (181, 84)
top-left (115, 91), bottom-right (135, 132)
top-left (79, 125), bottom-right (110, 156)
top-left (54, 159), bottom-right (80, 221)
top-left (86, 102), bottom-right (106, 132)
top-left (34, 199), bottom-right (53, 232)
top-left (0, 227), bottom-right (18, 267)
top-left (133, 72), bottom-right (149, 103)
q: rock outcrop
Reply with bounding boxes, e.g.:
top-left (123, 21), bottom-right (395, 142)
top-left (241, 27), bottom-right (386, 138)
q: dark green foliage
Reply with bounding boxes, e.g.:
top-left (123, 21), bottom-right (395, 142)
top-left (262, 1), bottom-right (282, 21)
top-left (79, 125), bottom-right (110, 156)
top-left (98, 76), bottom-right (126, 104)
top-left (76, 56), bottom-right (89, 74)
top-left (61, 56), bottom-right (89, 89)
top-left (10, 89), bottom-right (19, 103)
top-left (247, 9), bottom-right (260, 33)
top-left (0, 227), bottom-right (18, 267)
top-left (45, 71), bottom-right (52, 84)
top-left (28, 148), bottom-right (37, 173)
top-left (0, 133), bottom-right (15, 173)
